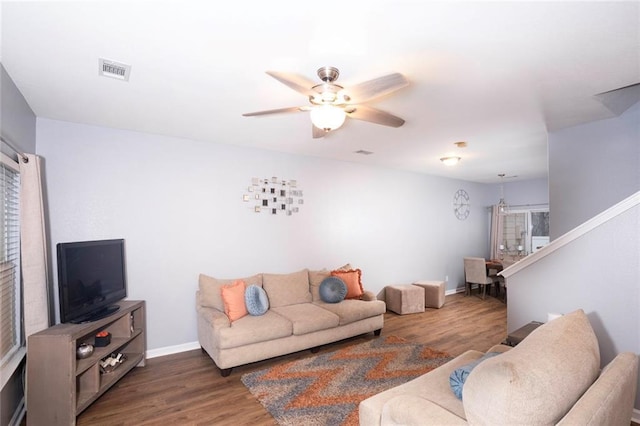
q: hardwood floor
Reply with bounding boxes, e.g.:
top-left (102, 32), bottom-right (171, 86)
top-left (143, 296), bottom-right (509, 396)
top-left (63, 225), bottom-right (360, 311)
top-left (29, 292), bottom-right (507, 425)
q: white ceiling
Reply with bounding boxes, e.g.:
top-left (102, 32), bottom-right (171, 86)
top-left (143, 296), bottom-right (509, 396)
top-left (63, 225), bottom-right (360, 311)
top-left (2, 1), bottom-right (639, 183)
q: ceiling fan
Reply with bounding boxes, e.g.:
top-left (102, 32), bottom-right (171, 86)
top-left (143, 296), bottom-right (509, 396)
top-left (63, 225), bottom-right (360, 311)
top-left (243, 66), bottom-right (409, 138)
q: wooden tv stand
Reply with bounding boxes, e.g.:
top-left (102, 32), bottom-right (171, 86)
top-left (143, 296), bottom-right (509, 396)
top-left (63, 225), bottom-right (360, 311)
top-left (26, 300), bottom-right (146, 426)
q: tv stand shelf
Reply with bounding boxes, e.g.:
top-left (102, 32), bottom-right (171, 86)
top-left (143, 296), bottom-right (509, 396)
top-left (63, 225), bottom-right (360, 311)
top-left (27, 300), bottom-right (146, 426)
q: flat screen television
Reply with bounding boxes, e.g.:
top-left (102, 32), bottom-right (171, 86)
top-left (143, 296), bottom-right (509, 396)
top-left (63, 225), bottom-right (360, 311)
top-left (57, 238), bottom-right (128, 324)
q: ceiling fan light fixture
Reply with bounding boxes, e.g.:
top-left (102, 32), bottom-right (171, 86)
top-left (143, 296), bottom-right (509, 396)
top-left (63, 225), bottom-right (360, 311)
top-left (440, 156), bottom-right (461, 166)
top-left (310, 105), bottom-right (346, 131)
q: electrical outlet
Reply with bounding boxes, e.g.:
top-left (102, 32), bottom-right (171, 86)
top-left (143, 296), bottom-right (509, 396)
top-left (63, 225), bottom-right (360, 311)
top-left (445, 275), bottom-right (449, 282)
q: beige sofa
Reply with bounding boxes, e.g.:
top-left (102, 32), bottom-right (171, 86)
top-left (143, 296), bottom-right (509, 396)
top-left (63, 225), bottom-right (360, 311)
top-left (197, 268), bottom-right (386, 376)
top-left (360, 309), bottom-right (638, 425)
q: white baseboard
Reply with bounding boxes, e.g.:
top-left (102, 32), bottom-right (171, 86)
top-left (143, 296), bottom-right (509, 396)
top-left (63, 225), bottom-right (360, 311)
top-left (446, 287), bottom-right (466, 295)
top-left (146, 341), bottom-right (201, 359)
top-left (632, 408), bottom-right (640, 424)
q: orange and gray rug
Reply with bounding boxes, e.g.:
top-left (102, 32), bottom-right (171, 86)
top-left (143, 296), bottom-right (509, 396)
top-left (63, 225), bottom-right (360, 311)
top-left (241, 335), bottom-right (452, 425)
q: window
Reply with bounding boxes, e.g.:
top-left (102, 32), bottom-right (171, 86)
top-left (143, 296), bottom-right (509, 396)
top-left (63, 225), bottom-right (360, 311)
top-left (501, 209), bottom-right (549, 255)
top-left (0, 153), bottom-right (21, 369)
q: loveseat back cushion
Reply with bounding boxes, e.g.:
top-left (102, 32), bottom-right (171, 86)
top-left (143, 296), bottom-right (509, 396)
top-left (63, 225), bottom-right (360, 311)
top-left (308, 269), bottom-right (330, 302)
top-left (262, 269), bottom-right (312, 308)
top-left (463, 309), bottom-right (600, 425)
top-left (199, 273), bottom-right (263, 312)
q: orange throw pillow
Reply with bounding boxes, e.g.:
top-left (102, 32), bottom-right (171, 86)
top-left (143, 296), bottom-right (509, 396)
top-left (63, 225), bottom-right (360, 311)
top-left (330, 269), bottom-right (364, 299)
top-left (221, 280), bottom-right (248, 322)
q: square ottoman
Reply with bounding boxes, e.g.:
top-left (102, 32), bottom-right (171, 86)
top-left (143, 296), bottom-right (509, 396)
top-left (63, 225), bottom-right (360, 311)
top-left (385, 284), bottom-right (425, 315)
top-left (412, 280), bottom-right (446, 309)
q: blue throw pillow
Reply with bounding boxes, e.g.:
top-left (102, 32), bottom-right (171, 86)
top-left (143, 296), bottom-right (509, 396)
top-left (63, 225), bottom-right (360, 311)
top-left (450, 352), bottom-right (501, 399)
top-left (245, 284), bottom-right (269, 316)
top-left (319, 276), bottom-right (347, 303)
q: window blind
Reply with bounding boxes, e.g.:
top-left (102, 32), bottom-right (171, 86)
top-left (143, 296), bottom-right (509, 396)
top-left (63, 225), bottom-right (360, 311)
top-left (0, 155), bottom-right (21, 366)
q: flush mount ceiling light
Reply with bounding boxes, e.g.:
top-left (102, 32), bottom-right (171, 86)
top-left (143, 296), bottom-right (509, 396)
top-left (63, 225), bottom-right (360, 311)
top-left (440, 156), bottom-right (461, 166)
top-left (310, 105), bottom-right (346, 131)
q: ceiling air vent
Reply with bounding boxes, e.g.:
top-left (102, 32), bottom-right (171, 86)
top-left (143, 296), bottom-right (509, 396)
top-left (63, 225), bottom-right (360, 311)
top-left (355, 150), bottom-right (374, 155)
top-left (99, 58), bottom-right (131, 81)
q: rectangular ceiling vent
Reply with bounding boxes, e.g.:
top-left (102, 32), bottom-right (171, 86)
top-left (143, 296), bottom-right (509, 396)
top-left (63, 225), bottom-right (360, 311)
top-left (99, 58), bottom-right (131, 81)
top-left (354, 150), bottom-right (374, 155)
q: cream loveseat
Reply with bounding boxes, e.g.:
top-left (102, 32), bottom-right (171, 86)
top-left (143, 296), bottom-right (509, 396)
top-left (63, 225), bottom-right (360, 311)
top-left (197, 267), bottom-right (386, 376)
top-left (360, 309), bottom-right (639, 425)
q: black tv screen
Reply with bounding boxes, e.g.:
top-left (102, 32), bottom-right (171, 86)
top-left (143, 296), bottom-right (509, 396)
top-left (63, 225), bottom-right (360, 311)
top-left (57, 239), bottom-right (128, 323)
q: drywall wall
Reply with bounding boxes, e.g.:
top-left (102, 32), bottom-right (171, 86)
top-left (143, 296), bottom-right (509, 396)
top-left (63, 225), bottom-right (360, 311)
top-left (37, 118), bottom-right (517, 351)
top-left (506, 200), bottom-right (640, 410)
top-left (1, 64), bottom-right (36, 154)
top-left (511, 104), bottom-right (640, 411)
top-left (548, 101), bottom-right (640, 238)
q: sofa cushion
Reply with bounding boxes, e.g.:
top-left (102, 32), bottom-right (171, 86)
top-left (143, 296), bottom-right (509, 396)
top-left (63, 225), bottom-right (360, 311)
top-left (330, 269), bottom-right (364, 299)
top-left (215, 310), bottom-right (293, 349)
top-left (262, 269), bottom-right (312, 307)
top-left (199, 273), bottom-right (262, 311)
top-left (221, 280), bottom-right (248, 322)
top-left (308, 269), bottom-right (330, 302)
top-left (272, 303), bottom-right (340, 335)
top-left (319, 276), bottom-right (347, 303)
top-left (464, 309), bottom-right (600, 425)
top-left (315, 299), bottom-right (386, 325)
top-left (245, 284), bottom-right (269, 316)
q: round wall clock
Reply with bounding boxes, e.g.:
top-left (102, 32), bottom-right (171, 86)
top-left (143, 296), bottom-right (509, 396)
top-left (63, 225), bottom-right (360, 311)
top-left (453, 189), bottom-right (470, 220)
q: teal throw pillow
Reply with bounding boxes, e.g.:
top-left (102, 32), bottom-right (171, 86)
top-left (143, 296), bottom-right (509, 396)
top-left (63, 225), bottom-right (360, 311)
top-left (245, 284), bottom-right (269, 316)
top-left (450, 352), bottom-right (501, 399)
top-left (319, 276), bottom-right (347, 303)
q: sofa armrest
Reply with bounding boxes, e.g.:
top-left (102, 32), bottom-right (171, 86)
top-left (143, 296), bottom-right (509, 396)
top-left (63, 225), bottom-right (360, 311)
top-left (197, 305), bottom-right (231, 329)
top-left (361, 290), bottom-right (377, 301)
top-left (379, 395), bottom-right (467, 425)
top-left (557, 352), bottom-right (638, 426)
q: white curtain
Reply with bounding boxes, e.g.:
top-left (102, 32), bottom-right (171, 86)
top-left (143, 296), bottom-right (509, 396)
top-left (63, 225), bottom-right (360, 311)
top-left (489, 205), bottom-right (503, 261)
top-left (20, 154), bottom-right (50, 338)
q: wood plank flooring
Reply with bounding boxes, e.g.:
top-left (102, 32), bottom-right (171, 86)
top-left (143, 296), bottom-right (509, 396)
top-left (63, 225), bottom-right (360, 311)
top-left (30, 292), bottom-right (508, 425)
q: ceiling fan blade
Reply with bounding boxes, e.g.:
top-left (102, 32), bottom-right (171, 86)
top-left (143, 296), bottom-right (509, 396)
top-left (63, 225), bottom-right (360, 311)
top-left (266, 71), bottom-right (317, 97)
top-left (346, 105), bottom-right (405, 127)
top-left (312, 124), bottom-right (326, 139)
top-left (345, 73), bottom-right (409, 104)
top-left (242, 106), bottom-right (305, 117)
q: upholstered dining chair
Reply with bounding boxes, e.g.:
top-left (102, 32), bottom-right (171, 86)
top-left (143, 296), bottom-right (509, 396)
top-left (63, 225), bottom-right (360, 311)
top-left (463, 257), bottom-right (503, 300)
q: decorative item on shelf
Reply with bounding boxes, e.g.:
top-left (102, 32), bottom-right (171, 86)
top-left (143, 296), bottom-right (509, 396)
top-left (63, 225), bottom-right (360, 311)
top-left (243, 176), bottom-right (303, 216)
top-left (94, 331), bottom-right (111, 347)
top-left (99, 352), bottom-right (127, 374)
top-left (76, 343), bottom-right (94, 359)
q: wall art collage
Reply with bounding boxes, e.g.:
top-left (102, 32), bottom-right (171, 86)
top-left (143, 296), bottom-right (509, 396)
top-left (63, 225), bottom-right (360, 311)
top-left (243, 177), bottom-right (303, 215)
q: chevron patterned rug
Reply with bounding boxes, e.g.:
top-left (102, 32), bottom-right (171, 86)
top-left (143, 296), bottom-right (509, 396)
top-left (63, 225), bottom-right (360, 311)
top-left (241, 335), bottom-right (452, 425)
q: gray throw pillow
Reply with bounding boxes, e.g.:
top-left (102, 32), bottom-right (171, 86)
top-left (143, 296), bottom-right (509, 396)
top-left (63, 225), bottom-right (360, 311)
top-left (319, 277), bottom-right (347, 303)
top-left (245, 284), bottom-right (269, 315)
